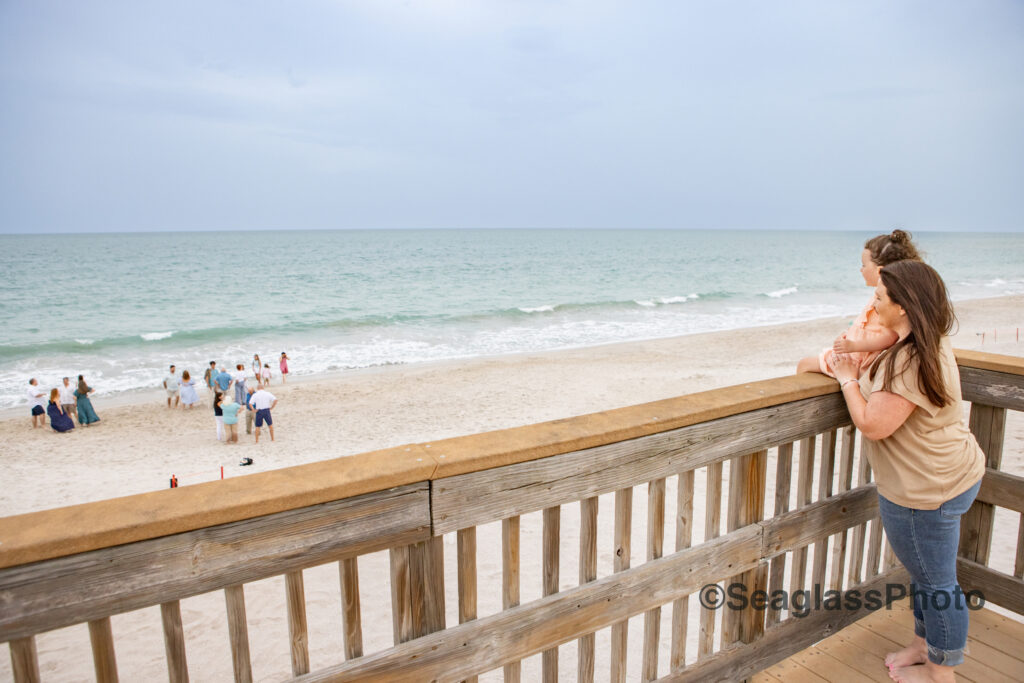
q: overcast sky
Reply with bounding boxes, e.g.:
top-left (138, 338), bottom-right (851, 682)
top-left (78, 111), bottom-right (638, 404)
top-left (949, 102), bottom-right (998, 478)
top-left (1, 1), bottom-right (1022, 234)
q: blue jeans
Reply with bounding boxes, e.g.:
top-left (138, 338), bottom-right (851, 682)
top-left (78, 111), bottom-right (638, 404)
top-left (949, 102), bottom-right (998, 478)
top-left (877, 480), bottom-right (981, 667)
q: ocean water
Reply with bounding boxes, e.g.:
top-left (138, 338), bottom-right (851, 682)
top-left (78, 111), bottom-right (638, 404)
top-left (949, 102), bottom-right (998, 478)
top-left (1, 229), bottom-right (1023, 411)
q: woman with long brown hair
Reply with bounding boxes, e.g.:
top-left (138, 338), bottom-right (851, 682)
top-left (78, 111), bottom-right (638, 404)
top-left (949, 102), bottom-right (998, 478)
top-left (830, 260), bottom-right (984, 683)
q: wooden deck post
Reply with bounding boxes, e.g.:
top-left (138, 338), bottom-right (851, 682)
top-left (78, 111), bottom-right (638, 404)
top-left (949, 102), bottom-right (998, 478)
top-left (731, 451), bottom-right (768, 645)
top-left (960, 403), bottom-right (1006, 564)
top-left (390, 537), bottom-right (446, 645)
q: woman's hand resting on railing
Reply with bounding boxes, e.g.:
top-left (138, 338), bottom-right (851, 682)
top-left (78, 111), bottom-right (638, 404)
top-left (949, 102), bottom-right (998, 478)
top-left (829, 351), bottom-right (915, 441)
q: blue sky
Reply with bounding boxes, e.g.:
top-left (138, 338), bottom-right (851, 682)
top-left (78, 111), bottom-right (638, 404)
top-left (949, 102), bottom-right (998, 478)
top-left (1, 1), bottom-right (1022, 233)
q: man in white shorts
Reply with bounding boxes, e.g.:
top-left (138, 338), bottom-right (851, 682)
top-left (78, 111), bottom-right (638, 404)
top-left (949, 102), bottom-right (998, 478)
top-left (163, 365), bottom-right (180, 409)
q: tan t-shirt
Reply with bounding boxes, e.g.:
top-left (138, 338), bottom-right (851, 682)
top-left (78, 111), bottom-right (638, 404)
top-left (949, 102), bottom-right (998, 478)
top-left (858, 337), bottom-right (985, 510)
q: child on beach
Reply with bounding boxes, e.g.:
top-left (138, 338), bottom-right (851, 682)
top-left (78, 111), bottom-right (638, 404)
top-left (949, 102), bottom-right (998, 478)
top-left (262, 363), bottom-right (272, 386)
top-left (279, 352), bottom-right (289, 383)
top-left (797, 230), bottom-right (922, 377)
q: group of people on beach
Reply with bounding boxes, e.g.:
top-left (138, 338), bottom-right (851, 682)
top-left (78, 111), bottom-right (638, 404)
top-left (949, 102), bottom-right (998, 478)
top-left (798, 230), bottom-right (984, 683)
top-left (162, 352), bottom-right (289, 445)
top-left (26, 375), bottom-right (101, 433)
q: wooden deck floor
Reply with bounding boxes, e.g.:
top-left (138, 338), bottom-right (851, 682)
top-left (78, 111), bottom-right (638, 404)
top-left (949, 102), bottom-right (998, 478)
top-left (751, 599), bottom-right (1024, 683)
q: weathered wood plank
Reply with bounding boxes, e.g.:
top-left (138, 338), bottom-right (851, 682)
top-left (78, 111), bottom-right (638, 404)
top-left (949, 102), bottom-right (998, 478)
top-left (1016, 513), bottom-right (1024, 580)
top-left (670, 469), bottom-right (695, 670)
top-left (389, 545), bottom-right (412, 645)
top-left (610, 488), bottom-right (632, 683)
top-left (578, 496), bottom-right (598, 683)
top-left (812, 430), bottom-right (837, 589)
top-left (789, 436), bottom-right (816, 598)
top-left (737, 451), bottom-right (768, 644)
top-left (960, 404), bottom-right (1006, 566)
top-left (847, 444), bottom-right (871, 587)
top-left (432, 395), bottom-right (850, 535)
top-left (419, 537), bottom-right (446, 637)
top-left (9, 637), bottom-right (40, 683)
top-left (224, 584), bottom-right (252, 683)
top-left (338, 557), bottom-right (363, 660)
top-left (957, 557), bottom-right (1024, 616)
top-left (958, 366), bottom-right (1024, 411)
top-left (976, 468), bottom-right (1024, 515)
top-left (762, 485), bottom-right (878, 559)
top-left (88, 616), bottom-right (118, 683)
top-left (0, 484), bottom-right (430, 643)
top-left (286, 570), bottom-right (310, 676)
top-left (766, 443), bottom-right (793, 628)
top-left (663, 568), bottom-right (910, 683)
top-left (698, 462), bottom-right (723, 660)
top-left (160, 600), bottom-right (189, 683)
top-left (642, 478), bottom-right (666, 681)
top-left (542, 505), bottom-right (560, 683)
top-left (456, 525), bottom-right (479, 683)
top-left (829, 427), bottom-right (856, 591)
top-left (865, 516), bottom-right (884, 579)
top-left (294, 525), bottom-right (765, 682)
top-left (503, 516), bottom-right (521, 683)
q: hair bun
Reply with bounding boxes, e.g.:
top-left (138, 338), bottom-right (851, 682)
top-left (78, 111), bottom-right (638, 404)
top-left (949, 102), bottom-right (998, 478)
top-left (890, 229), bottom-right (910, 243)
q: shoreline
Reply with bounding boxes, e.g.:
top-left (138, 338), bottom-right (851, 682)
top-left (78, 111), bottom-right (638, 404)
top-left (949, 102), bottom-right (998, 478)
top-left (3, 292), bottom-right (1022, 423)
top-left (2, 293), bottom-right (1022, 518)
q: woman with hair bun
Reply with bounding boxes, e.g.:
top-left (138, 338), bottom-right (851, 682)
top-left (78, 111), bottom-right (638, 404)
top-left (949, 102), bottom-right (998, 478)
top-left (831, 260), bottom-right (984, 683)
top-left (797, 229), bottom-right (922, 376)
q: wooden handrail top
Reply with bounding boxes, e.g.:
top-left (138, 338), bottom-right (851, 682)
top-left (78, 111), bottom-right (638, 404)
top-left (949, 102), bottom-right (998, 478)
top-left (954, 349), bottom-right (1024, 376)
top-left (0, 373), bottom-right (836, 569)
top-left (0, 348), bottom-right (1013, 570)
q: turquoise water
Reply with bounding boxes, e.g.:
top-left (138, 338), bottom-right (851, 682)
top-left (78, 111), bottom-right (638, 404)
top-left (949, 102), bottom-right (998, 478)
top-left (2, 229), bottom-right (1023, 410)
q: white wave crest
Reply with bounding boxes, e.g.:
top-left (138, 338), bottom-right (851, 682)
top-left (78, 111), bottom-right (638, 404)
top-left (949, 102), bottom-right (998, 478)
top-left (635, 300), bottom-right (657, 307)
top-left (75, 339), bottom-right (95, 345)
top-left (658, 294), bottom-right (699, 304)
top-left (765, 286), bottom-right (798, 298)
top-left (519, 305), bottom-right (555, 313)
top-left (140, 331), bottom-right (174, 341)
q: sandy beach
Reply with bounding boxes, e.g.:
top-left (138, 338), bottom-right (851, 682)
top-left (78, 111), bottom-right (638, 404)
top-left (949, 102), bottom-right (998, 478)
top-left (2, 295), bottom-right (1022, 681)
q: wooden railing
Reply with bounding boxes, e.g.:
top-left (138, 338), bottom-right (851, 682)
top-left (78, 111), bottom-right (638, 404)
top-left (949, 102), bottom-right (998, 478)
top-left (2, 350), bottom-right (1022, 682)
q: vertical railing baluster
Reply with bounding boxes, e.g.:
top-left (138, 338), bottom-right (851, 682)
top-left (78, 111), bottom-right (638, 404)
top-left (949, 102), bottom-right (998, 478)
top-left (577, 496), bottom-right (599, 683)
top-left (285, 570), bottom-right (310, 676)
top-left (610, 488), bottom-right (633, 682)
top-left (670, 470), bottom-right (695, 670)
top-left (847, 441), bottom-right (872, 586)
top-left (503, 516), bottom-right (521, 683)
top-left (698, 463), bottom-right (723, 660)
top-left (641, 478), bottom-right (666, 681)
top-left (338, 557), bottom-right (363, 660)
top-left (160, 600), bottom-right (189, 682)
top-left (88, 616), bottom-right (119, 683)
top-left (766, 443), bottom-right (793, 628)
top-left (458, 527), bottom-right (479, 683)
top-left (10, 636), bottom-right (41, 683)
top-left (829, 427), bottom-right (856, 591)
top-left (224, 584), bottom-right (253, 683)
top-left (542, 506), bottom-right (561, 682)
top-left (812, 430), bottom-right (837, 589)
top-left (789, 436), bottom-right (816, 598)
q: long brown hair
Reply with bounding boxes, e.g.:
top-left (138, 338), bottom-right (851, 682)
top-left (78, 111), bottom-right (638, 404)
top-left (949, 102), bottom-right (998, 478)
top-left (865, 229), bottom-right (922, 267)
top-left (869, 260), bottom-right (956, 407)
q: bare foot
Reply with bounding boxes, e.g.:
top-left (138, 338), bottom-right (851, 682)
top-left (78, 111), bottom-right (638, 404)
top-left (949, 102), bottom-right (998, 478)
top-left (889, 661), bottom-right (955, 683)
top-left (885, 638), bottom-right (927, 670)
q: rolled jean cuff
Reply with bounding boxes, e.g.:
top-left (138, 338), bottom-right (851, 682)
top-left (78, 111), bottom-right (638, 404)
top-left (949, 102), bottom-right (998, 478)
top-left (914, 617), bottom-right (926, 639)
top-left (927, 643), bottom-right (966, 667)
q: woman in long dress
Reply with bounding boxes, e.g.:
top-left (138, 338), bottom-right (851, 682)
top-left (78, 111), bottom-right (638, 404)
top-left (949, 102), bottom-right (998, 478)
top-left (180, 370), bottom-right (200, 409)
top-left (47, 388), bottom-right (75, 433)
top-left (75, 374), bottom-right (100, 426)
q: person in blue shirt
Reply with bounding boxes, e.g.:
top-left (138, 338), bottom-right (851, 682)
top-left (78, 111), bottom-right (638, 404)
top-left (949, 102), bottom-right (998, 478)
top-left (214, 365), bottom-right (233, 394)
